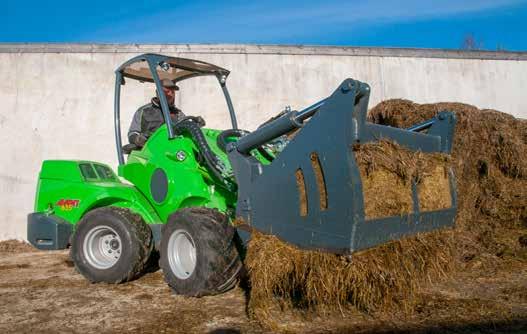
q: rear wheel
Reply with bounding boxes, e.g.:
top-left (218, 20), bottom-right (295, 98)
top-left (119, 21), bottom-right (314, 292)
top-left (160, 208), bottom-right (242, 297)
top-left (71, 207), bottom-right (153, 283)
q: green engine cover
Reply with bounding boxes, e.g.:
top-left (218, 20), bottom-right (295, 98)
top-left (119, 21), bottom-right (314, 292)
top-left (35, 160), bottom-right (160, 225)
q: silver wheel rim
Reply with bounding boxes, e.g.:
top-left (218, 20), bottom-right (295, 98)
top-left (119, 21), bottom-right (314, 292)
top-left (167, 229), bottom-right (196, 280)
top-left (83, 225), bottom-right (122, 269)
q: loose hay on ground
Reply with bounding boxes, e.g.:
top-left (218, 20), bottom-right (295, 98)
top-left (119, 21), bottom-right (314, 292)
top-left (0, 239), bottom-right (38, 253)
top-left (246, 230), bottom-right (455, 328)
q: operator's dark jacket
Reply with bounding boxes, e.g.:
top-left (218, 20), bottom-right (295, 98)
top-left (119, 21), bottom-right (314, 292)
top-left (128, 97), bottom-right (185, 146)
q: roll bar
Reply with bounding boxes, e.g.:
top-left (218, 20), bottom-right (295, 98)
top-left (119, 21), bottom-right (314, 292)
top-left (114, 53), bottom-right (238, 165)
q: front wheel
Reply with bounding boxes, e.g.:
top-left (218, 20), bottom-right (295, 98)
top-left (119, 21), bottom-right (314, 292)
top-left (160, 208), bottom-right (243, 297)
top-left (70, 207), bottom-right (153, 283)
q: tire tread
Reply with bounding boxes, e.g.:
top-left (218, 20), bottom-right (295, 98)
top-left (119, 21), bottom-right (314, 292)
top-left (160, 207), bottom-right (242, 297)
top-left (71, 207), bottom-right (153, 284)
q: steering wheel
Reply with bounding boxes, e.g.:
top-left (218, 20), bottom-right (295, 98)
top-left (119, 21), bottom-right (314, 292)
top-left (173, 115), bottom-right (206, 128)
top-left (217, 129), bottom-right (275, 162)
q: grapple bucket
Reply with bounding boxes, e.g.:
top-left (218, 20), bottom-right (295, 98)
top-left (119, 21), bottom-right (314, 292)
top-left (228, 79), bottom-right (457, 254)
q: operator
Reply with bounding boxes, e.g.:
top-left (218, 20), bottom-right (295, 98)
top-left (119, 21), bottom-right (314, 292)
top-left (128, 79), bottom-right (186, 147)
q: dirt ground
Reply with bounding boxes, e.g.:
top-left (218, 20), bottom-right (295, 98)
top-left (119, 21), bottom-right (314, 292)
top-left (0, 243), bottom-right (526, 334)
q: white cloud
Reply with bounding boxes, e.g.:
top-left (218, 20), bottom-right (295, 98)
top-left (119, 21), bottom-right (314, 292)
top-left (82, 0), bottom-right (526, 42)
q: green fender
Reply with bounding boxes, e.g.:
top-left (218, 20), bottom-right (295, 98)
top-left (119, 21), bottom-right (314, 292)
top-left (34, 160), bottom-right (161, 226)
top-left (80, 185), bottom-right (162, 225)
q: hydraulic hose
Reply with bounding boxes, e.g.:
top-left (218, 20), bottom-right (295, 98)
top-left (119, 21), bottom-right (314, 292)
top-left (173, 118), bottom-right (233, 188)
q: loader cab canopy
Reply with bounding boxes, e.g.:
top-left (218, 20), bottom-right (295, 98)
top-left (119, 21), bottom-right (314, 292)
top-left (117, 54), bottom-right (230, 83)
top-left (114, 53), bottom-right (238, 165)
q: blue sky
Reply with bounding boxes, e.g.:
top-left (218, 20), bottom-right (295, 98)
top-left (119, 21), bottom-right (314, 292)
top-left (2, 0), bottom-right (527, 50)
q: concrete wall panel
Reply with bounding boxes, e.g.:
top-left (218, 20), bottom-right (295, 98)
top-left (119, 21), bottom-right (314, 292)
top-left (0, 44), bottom-right (525, 240)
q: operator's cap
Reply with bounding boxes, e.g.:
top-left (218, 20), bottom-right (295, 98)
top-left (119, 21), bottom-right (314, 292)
top-left (160, 79), bottom-right (179, 90)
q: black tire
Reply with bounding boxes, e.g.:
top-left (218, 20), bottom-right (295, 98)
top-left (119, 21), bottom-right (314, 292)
top-left (160, 207), bottom-right (243, 297)
top-left (70, 207), bottom-right (153, 283)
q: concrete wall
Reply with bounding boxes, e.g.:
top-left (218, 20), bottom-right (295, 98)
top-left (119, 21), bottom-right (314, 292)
top-left (1, 44), bottom-right (526, 241)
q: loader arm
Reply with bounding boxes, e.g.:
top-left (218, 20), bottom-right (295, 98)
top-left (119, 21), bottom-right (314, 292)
top-left (227, 79), bottom-right (457, 254)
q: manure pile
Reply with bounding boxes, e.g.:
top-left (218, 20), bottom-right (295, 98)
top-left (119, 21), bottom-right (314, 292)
top-left (245, 99), bottom-right (527, 328)
top-left (369, 100), bottom-right (527, 238)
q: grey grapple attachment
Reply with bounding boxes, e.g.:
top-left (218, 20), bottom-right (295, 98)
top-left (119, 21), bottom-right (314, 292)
top-left (228, 79), bottom-right (457, 254)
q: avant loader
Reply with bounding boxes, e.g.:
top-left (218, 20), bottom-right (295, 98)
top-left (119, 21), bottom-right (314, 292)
top-left (28, 54), bottom-right (457, 296)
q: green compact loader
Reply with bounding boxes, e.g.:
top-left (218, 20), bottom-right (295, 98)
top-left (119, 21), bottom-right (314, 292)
top-left (28, 54), bottom-right (457, 296)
